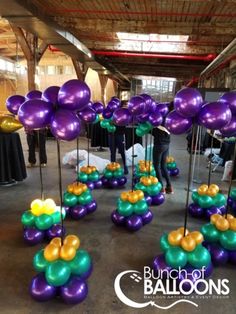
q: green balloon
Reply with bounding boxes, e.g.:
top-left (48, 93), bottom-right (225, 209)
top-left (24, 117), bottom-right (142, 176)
top-left (70, 250), bottom-right (92, 276)
top-left (89, 171), bottom-right (99, 182)
top-left (135, 183), bottom-right (147, 193)
top-left (198, 195), bottom-right (214, 208)
top-left (212, 193), bottom-right (226, 207)
top-left (33, 250), bottom-right (48, 272)
top-left (160, 234), bottom-right (171, 252)
top-left (108, 125), bottom-right (116, 133)
top-left (230, 188), bottom-right (236, 201)
top-left (201, 223), bottom-right (220, 242)
top-left (63, 192), bottom-right (77, 206)
top-left (114, 168), bottom-right (123, 178)
top-left (150, 169), bottom-right (156, 177)
top-left (78, 191), bottom-right (92, 205)
top-left (147, 183), bottom-right (161, 196)
top-left (140, 122), bottom-right (152, 133)
top-left (133, 199), bottom-right (148, 215)
top-left (78, 172), bottom-right (88, 182)
top-left (187, 245), bottom-right (211, 268)
top-left (35, 214), bottom-right (53, 230)
top-left (136, 128), bottom-right (145, 137)
top-left (167, 162), bottom-right (177, 170)
top-left (21, 210), bottom-right (35, 227)
top-left (117, 201), bottom-right (133, 217)
top-left (219, 230), bottom-right (236, 250)
top-left (165, 247), bottom-right (187, 268)
top-left (104, 169), bottom-right (113, 179)
top-left (46, 260), bottom-right (71, 287)
top-left (192, 191), bottom-right (199, 203)
top-left (93, 114), bottom-right (100, 124)
top-left (100, 119), bottom-right (110, 129)
top-left (52, 211), bottom-right (64, 224)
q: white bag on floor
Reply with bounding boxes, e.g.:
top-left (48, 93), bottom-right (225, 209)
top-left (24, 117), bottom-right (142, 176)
top-left (76, 154), bottom-right (110, 173)
top-left (62, 149), bottom-right (88, 166)
top-left (222, 160), bottom-right (232, 181)
top-left (126, 143), bottom-right (145, 166)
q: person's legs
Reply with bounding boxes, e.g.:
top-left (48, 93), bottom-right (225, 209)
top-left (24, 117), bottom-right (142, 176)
top-left (116, 134), bottom-right (128, 174)
top-left (27, 132), bottom-right (36, 165)
top-left (109, 134), bottom-right (116, 162)
top-left (39, 130), bottom-right (47, 164)
top-left (153, 147), bottom-right (164, 187)
top-left (161, 147), bottom-right (172, 189)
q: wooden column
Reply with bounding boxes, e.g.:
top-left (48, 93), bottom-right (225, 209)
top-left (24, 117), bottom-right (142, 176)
top-left (112, 80), bottom-right (119, 96)
top-left (71, 59), bottom-right (88, 81)
top-left (98, 74), bottom-right (108, 104)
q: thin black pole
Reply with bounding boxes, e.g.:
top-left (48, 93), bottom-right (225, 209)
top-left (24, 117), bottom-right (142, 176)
top-left (144, 134), bottom-right (148, 167)
top-left (37, 130), bottom-right (44, 200)
top-left (87, 130), bottom-right (90, 166)
top-left (148, 129), bottom-right (153, 176)
top-left (208, 130), bottom-right (214, 186)
top-left (76, 137), bottom-right (80, 181)
top-left (225, 143), bottom-right (236, 217)
top-left (131, 119), bottom-right (135, 191)
top-left (56, 140), bottom-right (64, 245)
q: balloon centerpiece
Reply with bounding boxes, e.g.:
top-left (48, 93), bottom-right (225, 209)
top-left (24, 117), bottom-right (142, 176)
top-left (111, 190), bottom-right (153, 231)
top-left (21, 199), bottom-right (66, 245)
top-left (134, 176), bottom-right (165, 206)
top-left (134, 160), bottom-right (156, 184)
top-left (63, 182), bottom-right (97, 220)
top-left (188, 184), bottom-right (226, 219)
top-left (77, 165), bottom-right (102, 190)
top-left (166, 156), bottom-right (180, 177)
top-left (101, 162), bottom-right (127, 188)
top-left (201, 214), bottom-right (236, 265)
top-left (30, 235), bottom-right (92, 303)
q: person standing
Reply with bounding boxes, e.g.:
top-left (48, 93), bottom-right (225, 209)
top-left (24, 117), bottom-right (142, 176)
top-left (26, 129), bottom-right (47, 167)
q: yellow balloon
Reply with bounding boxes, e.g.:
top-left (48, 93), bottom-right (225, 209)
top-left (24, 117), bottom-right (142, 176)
top-left (44, 243), bottom-right (60, 261)
top-left (31, 199), bottom-right (43, 216)
top-left (64, 235), bottom-right (80, 249)
top-left (60, 244), bottom-right (76, 261)
top-left (209, 184), bottom-right (219, 193)
top-left (181, 236), bottom-right (196, 252)
top-left (226, 214), bottom-right (234, 221)
top-left (67, 184), bottom-right (74, 193)
top-left (177, 227), bottom-right (189, 236)
top-left (0, 116), bottom-right (23, 133)
top-left (229, 218), bottom-right (236, 231)
top-left (43, 199), bottom-right (56, 215)
top-left (151, 177), bottom-right (158, 184)
top-left (121, 192), bottom-right (129, 201)
top-left (206, 187), bottom-right (218, 197)
top-left (136, 190), bottom-right (144, 200)
top-left (198, 184), bottom-right (208, 195)
top-left (50, 237), bottom-right (62, 247)
top-left (210, 213), bottom-right (222, 224)
top-left (190, 231), bottom-right (204, 244)
top-left (215, 217), bottom-right (229, 231)
top-left (73, 186), bottom-right (83, 196)
top-left (168, 230), bottom-right (183, 246)
top-left (128, 193), bottom-right (139, 204)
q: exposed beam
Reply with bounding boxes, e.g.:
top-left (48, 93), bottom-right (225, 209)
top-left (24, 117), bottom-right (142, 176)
top-left (9, 23), bottom-right (32, 60)
top-left (71, 59), bottom-right (88, 80)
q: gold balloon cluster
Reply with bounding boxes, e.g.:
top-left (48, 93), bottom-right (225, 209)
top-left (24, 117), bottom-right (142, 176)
top-left (67, 182), bottom-right (88, 196)
top-left (44, 235), bottom-right (80, 262)
top-left (197, 184), bottom-right (219, 197)
top-left (106, 162), bottom-right (121, 172)
top-left (168, 227), bottom-right (204, 252)
top-left (80, 165), bottom-right (97, 174)
top-left (211, 213), bottom-right (236, 232)
top-left (140, 176), bottom-right (158, 186)
top-left (166, 156), bottom-right (175, 163)
top-left (138, 160), bottom-right (152, 172)
top-left (0, 115), bottom-right (22, 133)
top-left (121, 190), bottom-right (144, 204)
top-left (31, 199), bottom-right (56, 216)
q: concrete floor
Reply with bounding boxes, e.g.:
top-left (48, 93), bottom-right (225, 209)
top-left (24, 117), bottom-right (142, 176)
top-left (0, 131), bottom-right (235, 314)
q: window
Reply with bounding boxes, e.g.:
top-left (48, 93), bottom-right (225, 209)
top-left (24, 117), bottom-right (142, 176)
top-left (65, 65), bottom-right (73, 75)
top-left (47, 65), bottom-right (55, 75)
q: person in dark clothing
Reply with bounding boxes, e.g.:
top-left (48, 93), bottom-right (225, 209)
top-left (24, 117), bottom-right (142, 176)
top-left (109, 126), bottom-right (128, 174)
top-left (26, 129), bottom-right (47, 167)
top-left (152, 126), bottom-right (173, 194)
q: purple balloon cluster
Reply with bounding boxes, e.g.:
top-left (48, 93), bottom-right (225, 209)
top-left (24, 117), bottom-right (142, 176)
top-left (68, 200), bottom-right (97, 220)
top-left (188, 203), bottom-right (226, 220)
top-left (23, 224), bottom-right (65, 245)
top-left (203, 242), bottom-right (236, 266)
top-left (101, 176), bottom-right (127, 188)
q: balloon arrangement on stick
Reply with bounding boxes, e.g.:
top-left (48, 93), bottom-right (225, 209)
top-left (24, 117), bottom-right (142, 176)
top-left (166, 156), bottom-right (180, 177)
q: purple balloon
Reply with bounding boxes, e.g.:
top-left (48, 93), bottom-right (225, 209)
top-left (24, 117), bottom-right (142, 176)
top-left (140, 94), bottom-right (156, 113)
top-left (220, 115), bottom-right (236, 137)
top-left (207, 243), bottom-right (229, 266)
top-left (42, 86), bottom-right (60, 105)
top-left (165, 110), bottom-right (192, 135)
top-left (86, 181), bottom-right (95, 190)
top-left (78, 107), bottom-right (96, 123)
top-left (141, 210), bottom-right (153, 225)
top-left (198, 101), bottom-right (232, 130)
top-left (30, 273), bottom-right (57, 302)
top-left (110, 178), bottom-right (119, 188)
top-left (101, 176), bottom-right (109, 187)
top-left (155, 103), bottom-right (169, 117)
top-left (126, 215), bottom-right (143, 231)
top-left (206, 206), bottom-right (223, 220)
top-left (169, 168), bottom-right (179, 176)
top-left (218, 205), bottom-right (226, 215)
top-left (58, 79), bottom-right (90, 111)
top-left (70, 205), bottom-right (87, 219)
top-left (111, 97), bottom-right (121, 106)
top-left (177, 264), bottom-right (207, 292)
top-left (107, 100), bottom-right (119, 112)
top-left (26, 90), bottom-right (42, 100)
top-left (227, 196), bottom-right (234, 207)
top-left (145, 195), bottom-right (152, 206)
top-left (102, 108), bottom-right (113, 119)
top-left (228, 250), bottom-right (236, 264)
top-left (136, 113), bottom-right (149, 123)
top-left (63, 206), bottom-right (70, 215)
top-left (152, 254), bottom-right (172, 277)
top-left (113, 108), bottom-right (132, 126)
top-left (220, 91), bottom-right (236, 114)
top-left (92, 102), bottom-right (104, 114)
top-left (46, 224), bottom-right (65, 240)
top-left (174, 88), bottom-right (203, 118)
top-left (86, 200), bottom-right (97, 214)
top-left (151, 193), bottom-right (165, 206)
top-left (94, 179), bottom-right (103, 189)
top-left (128, 96), bottom-right (145, 116)
top-left (50, 109), bottom-right (81, 141)
top-left (111, 210), bottom-right (126, 226)
top-left (188, 203), bottom-right (204, 218)
top-left (117, 176), bottom-right (127, 186)
top-left (18, 99), bottom-right (54, 130)
top-left (148, 112), bottom-right (163, 127)
top-left (23, 227), bottom-right (44, 245)
top-left (60, 276), bottom-right (88, 304)
top-left (6, 95), bottom-right (25, 115)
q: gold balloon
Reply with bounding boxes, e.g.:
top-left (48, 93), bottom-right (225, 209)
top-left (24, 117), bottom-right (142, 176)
top-left (50, 237), bottom-right (62, 247)
top-left (44, 243), bottom-right (60, 261)
top-left (60, 244), bottom-right (76, 261)
top-left (128, 193), bottom-right (139, 204)
top-left (215, 217), bottom-right (229, 231)
top-left (168, 231), bottom-right (183, 246)
top-left (73, 186), bottom-right (83, 196)
top-left (64, 235), bottom-right (80, 249)
top-left (0, 116), bottom-right (23, 133)
top-left (197, 184), bottom-right (208, 195)
top-left (226, 214), bottom-right (234, 221)
top-left (229, 218), bottom-right (236, 231)
top-left (210, 214), bottom-right (222, 224)
top-left (181, 236), bottom-right (196, 252)
top-left (177, 227), bottom-right (189, 236)
top-left (209, 184), bottom-right (219, 193)
top-left (136, 190), bottom-right (144, 200)
top-left (190, 231), bottom-right (204, 244)
top-left (206, 187), bottom-right (218, 197)
top-left (67, 184), bottom-right (74, 193)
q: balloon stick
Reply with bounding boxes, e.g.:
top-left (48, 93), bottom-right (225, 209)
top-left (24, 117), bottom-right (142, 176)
top-left (225, 142), bottom-right (236, 217)
top-left (87, 130), bottom-right (90, 167)
top-left (207, 131), bottom-right (214, 186)
top-left (76, 137), bottom-right (80, 180)
top-left (37, 130), bottom-right (44, 201)
top-left (131, 119), bottom-right (135, 191)
top-left (148, 129), bottom-right (153, 176)
top-left (56, 139), bottom-right (64, 245)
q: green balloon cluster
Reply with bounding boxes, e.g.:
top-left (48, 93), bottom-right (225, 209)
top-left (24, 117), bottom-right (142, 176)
top-left (230, 188), bottom-right (236, 201)
top-left (117, 197), bottom-right (148, 217)
top-left (100, 119), bottom-right (116, 133)
top-left (104, 167), bottom-right (124, 179)
top-left (63, 190), bottom-right (93, 206)
top-left (21, 209), bottom-right (66, 230)
top-left (166, 161), bottom-right (177, 170)
top-left (201, 223), bottom-right (236, 251)
top-left (135, 122), bottom-right (153, 137)
top-left (33, 249), bottom-right (92, 287)
top-left (78, 170), bottom-right (100, 182)
top-left (192, 191), bottom-right (226, 208)
top-left (135, 164), bottom-right (156, 179)
top-left (160, 234), bottom-right (211, 269)
top-left (135, 181), bottom-right (162, 196)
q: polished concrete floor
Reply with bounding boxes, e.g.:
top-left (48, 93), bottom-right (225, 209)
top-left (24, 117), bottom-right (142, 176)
top-left (0, 131), bottom-right (235, 314)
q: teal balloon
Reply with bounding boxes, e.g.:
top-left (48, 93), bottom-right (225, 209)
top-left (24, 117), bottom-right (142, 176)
top-left (21, 210), bottom-right (35, 227)
top-left (33, 249), bottom-right (48, 272)
top-left (93, 114), bottom-right (100, 124)
top-left (230, 188), bottom-right (236, 201)
top-left (136, 128), bottom-right (145, 137)
top-left (104, 169), bottom-right (113, 179)
top-left (108, 125), bottom-right (116, 133)
top-left (89, 171), bottom-right (99, 182)
top-left (140, 122), bottom-right (152, 133)
top-left (63, 192), bottom-right (77, 206)
top-left (212, 193), bottom-right (226, 207)
top-left (117, 201), bottom-right (133, 217)
top-left (192, 191), bottom-right (199, 203)
top-left (167, 162), bottom-right (177, 170)
top-left (35, 214), bottom-right (53, 230)
top-left (52, 211), bottom-right (61, 224)
top-left (188, 245), bottom-right (211, 268)
top-left (78, 172), bottom-right (88, 182)
top-left (147, 183), bottom-right (161, 196)
top-left (160, 234), bottom-right (171, 252)
top-left (219, 230), bottom-right (236, 250)
top-left (114, 168), bottom-right (123, 178)
top-left (100, 119), bottom-right (110, 129)
top-left (198, 195), bottom-right (214, 208)
top-left (150, 169), bottom-right (156, 177)
top-left (135, 183), bottom-right (146, 193)
top-left (70, 250), bottom-right (92, 276)
top-left (46, 260), bottom-right (71, 287)
top-left (165, 247), bottom-right (187, 268)
top-left (78, 191), bottom-right (92, 205)
top-left (201, 223), bottom-right (220, 242)
top-left (133, 199), bottom-right (148, 215)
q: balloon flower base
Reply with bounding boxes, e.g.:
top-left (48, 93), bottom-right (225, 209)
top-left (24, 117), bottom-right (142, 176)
top-left (21, 199), bottom-right (66, 245)
top-left (134, 160), bottom-right (156, 184)
top-left (63, 182), bottom-right (97, 220)
top-left (227, 188), bottom-right (236, 215)
top-left (201, 214), bottom-right (236, 266)
top-left (134, 176), bottom-right (165, 206)
top-left (30, 235), bottom-right (92, 304)
top-left (111, 190), bottom-right (153, 231)
top-left (188, 184), bottom-right (226, 219)
top-left (153, 227), bottom-right (213, 292)
top-left (166, 156), bottom-right (179, 177)
top-left (77, 166), bottom-right (102, 190)
top-left (101, 162), bottom-right (127, 188)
